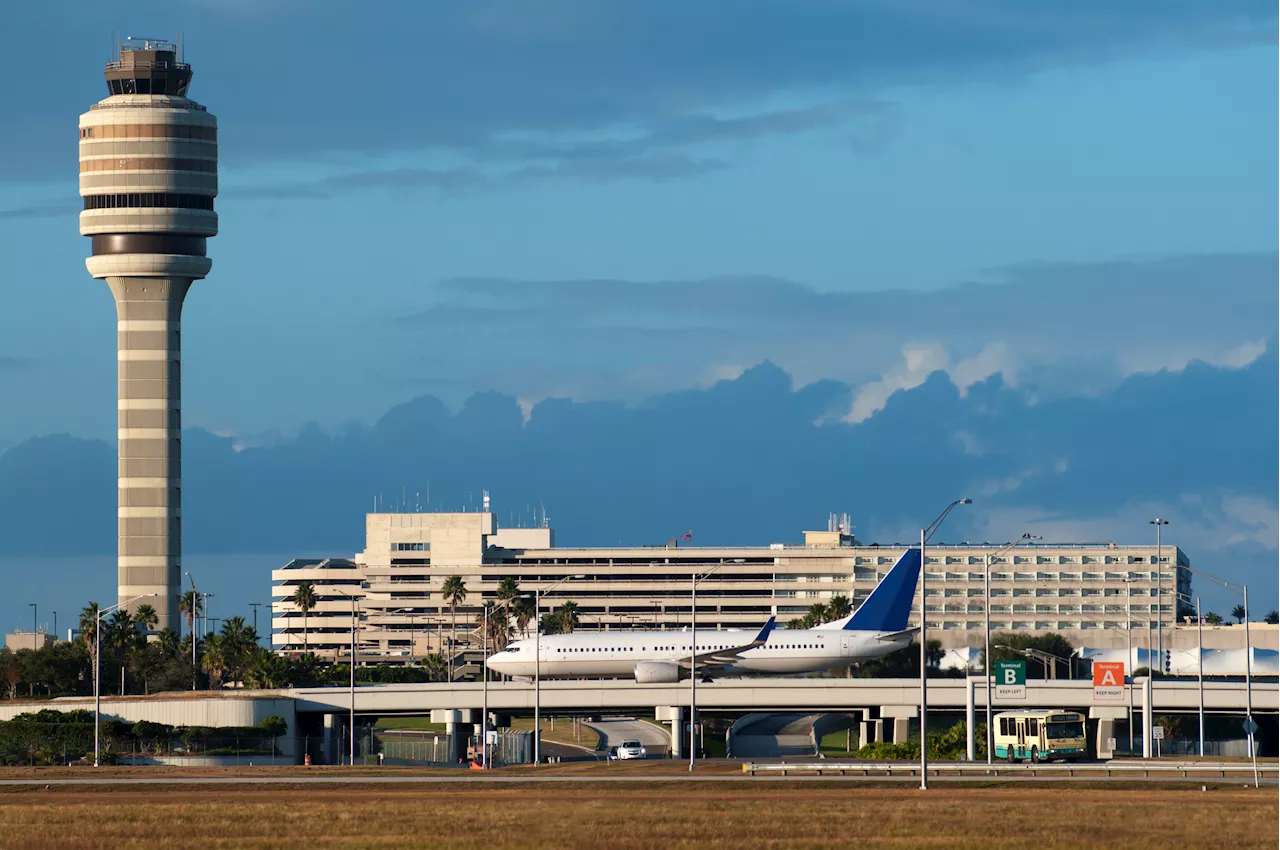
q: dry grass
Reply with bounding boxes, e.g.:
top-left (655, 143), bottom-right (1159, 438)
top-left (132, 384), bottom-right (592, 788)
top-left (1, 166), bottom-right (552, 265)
top-left (0, 784), bottom-right (1273, 849)
top-left (506, 716), bottom-right (602, 751)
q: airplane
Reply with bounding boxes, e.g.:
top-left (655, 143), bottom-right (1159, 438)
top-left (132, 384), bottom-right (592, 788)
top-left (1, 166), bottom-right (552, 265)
top-left (485, 547), bottom-right (923, 682)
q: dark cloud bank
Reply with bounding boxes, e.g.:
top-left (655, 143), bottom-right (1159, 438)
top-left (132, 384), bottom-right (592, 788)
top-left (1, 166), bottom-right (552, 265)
top-left (1, 346), bottom-right (1274, 606)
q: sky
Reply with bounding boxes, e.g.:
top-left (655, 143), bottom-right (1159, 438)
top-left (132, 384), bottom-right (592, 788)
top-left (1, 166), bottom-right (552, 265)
top-left (0, 2), bottom-right (1275, 632)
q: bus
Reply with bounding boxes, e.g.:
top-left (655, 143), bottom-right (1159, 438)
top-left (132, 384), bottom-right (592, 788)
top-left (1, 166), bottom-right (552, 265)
top-left (993, 709), bottom-right (1087, 763)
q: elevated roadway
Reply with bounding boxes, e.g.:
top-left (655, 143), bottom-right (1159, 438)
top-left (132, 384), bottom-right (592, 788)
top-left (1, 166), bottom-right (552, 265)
top-left (285, 677), bottom-right (1276, 716)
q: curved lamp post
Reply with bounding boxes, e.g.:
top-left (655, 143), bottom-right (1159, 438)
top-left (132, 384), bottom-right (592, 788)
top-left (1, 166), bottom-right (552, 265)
top-left (919, 498), bottom-right (971, 790)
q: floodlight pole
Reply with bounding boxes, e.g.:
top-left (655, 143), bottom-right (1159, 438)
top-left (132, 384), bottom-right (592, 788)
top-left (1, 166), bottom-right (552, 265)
top-left (920, 498), bottom-right (970, 790)
top-left (690, 563), bottom-right (723, 772)
top-left (94, 594), bottom-right (156, 767)
top-left (533, 573), bottom-right (584, 766)
top-left (983, 534), bottom-right (1038, 764)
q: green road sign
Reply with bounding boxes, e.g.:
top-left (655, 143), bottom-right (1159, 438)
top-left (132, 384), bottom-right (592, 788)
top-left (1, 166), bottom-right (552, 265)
top-left (996, 660), bottom-right (1026, 686)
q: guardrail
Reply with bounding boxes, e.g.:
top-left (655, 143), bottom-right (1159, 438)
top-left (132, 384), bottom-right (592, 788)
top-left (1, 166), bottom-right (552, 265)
top-left (742, 761), bottom-right (1277, 778)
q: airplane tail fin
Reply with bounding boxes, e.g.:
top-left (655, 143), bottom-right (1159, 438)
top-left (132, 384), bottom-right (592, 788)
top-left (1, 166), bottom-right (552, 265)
top-left (842, 547), bottom-right (922, 633)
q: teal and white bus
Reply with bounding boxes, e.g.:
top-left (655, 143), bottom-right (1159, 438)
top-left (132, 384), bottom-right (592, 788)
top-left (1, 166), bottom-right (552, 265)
top-left (993, 709), bottom-right (1087, 763)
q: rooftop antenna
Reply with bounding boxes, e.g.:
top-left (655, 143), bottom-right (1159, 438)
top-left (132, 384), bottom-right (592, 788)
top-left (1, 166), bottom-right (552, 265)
top-left (483, 490), bottom-right (490, 513)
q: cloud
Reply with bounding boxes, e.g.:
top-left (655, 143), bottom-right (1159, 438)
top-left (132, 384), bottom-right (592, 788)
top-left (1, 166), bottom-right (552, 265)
top-left (387, 252), bottom-right (1276, 415)
top-left (0, 2), bottom-right (1271, 183)
top-left (0, 201), bottom-right (76, 219)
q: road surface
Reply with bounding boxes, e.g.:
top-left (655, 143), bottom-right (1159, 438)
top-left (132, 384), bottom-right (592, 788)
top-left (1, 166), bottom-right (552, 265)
top-left (585, 717), bottom-right (671, 756)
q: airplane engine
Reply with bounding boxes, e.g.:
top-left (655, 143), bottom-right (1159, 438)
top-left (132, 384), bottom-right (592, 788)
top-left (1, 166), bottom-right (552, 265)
top-left (634, 661), bottom-right (682, 683)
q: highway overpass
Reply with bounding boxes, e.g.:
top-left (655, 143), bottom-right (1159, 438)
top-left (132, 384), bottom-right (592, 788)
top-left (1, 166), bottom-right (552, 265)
top-left (3, 677), bottom-right (1273, 763)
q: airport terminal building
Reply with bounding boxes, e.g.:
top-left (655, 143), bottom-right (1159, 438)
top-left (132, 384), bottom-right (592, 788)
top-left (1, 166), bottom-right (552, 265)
top-left (271, 508), bottom-right (1202, 667)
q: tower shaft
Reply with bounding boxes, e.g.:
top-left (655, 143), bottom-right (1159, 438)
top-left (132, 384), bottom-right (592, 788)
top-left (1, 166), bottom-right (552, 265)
top-left (112, 277), bottom-right (189, 631)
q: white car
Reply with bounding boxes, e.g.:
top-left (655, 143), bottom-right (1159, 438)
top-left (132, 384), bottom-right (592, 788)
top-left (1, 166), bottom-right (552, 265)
top-left (614, 740), bottom-right (647, 760)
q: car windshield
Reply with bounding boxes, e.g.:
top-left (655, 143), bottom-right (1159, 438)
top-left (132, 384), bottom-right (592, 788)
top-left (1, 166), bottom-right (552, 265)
top-left (622, 741), bottom-right (641, 748)
top-left (1046, 721), bottom-right (1084, 739)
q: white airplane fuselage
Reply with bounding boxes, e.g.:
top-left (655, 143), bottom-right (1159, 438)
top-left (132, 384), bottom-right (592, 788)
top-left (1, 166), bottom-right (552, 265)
top-left (484, 626), bottom-right (912, 680)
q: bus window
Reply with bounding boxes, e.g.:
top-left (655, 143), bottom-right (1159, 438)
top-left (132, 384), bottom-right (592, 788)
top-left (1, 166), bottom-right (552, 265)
top-left (1046, 719), bottom-right (1085, 739)
top-left (1027, 718), bottom-right (1038, 736)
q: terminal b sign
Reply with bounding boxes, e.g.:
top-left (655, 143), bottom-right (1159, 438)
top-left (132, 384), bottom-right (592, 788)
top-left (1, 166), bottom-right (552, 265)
top-left (1093, 661), bottom-right (1125, 701)
top-left (995, 660), bottom-right (1026, 700)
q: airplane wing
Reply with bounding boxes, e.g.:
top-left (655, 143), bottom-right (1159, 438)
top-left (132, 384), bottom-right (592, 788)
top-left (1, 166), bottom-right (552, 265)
top-left (679, 616), bottom-right (776, 672)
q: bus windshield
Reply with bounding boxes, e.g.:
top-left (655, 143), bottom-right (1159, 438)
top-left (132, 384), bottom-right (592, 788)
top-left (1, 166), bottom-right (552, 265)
top-left (1046, 721), bottom-right (1084, 739)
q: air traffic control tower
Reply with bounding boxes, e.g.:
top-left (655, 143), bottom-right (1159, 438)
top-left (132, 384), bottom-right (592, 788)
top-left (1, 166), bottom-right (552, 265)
top-left (79, 38), bottom-right (218, 630)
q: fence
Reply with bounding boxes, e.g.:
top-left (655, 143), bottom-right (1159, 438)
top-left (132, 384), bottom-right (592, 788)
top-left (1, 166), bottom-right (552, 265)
top-left (377, 731), bottom-right (455, 764)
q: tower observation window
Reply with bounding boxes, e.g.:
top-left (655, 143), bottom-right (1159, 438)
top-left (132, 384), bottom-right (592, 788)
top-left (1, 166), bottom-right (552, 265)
top-left (83, 193), bottom-right (215, 211)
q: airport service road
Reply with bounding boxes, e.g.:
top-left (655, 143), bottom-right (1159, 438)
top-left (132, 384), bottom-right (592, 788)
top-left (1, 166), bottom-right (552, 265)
top-left (585, 717), bottom-right (672, 754)
top-left (0, 774), bottom-right (1273, 788)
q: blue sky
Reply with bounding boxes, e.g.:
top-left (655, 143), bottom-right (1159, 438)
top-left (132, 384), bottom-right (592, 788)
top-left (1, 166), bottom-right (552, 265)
top-left (0, 2), bottom-right (1276, 628)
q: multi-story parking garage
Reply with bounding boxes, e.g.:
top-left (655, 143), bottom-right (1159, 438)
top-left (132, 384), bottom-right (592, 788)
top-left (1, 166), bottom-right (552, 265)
top-left (266, 506), bottom-right (1252, 668)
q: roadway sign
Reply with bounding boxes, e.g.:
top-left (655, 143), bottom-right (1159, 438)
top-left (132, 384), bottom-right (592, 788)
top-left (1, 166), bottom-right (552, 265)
top-left (1092, 661), bottom-right (1125, 701)
top-left (1152, 726), bottom-right (1164, 741)
top-left (995, 660), bottom-right (1026, 699)
top-left (1243, 718), bottom-right (1259, 736)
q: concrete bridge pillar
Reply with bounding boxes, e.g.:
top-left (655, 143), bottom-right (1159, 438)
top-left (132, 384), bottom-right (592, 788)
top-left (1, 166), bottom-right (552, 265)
top-left (322, 713), bottom-right (342, 765)
top-left (657, 707), bottom-right (683, 758)
top-left (1139, 677), bottom-right (1153, 758)
top-left (880, 706), bottom-right (917, 746)
top-left (865, 711), bottom-right (885, 747)
top-left (432, 709), bottom-right (479, 763)
top-left (1089, 707), bottom-right (1126, 760)
top-left (965, 676), bottom-right (977, 761)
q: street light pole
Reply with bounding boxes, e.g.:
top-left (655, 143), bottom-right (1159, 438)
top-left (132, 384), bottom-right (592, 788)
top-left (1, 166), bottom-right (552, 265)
top-left (185, 572), bottom-right (198, 690)
top-left (29, 603), bottom-right (36, 642)
top-left (919, 498), bottom-right (971, 790)
top-left (983, 534), bottom-right (1038, 764)
top-left (1126, 581), bottom-right (1134, 754)
top-left (1149, 519), bottom-right (1168, 670)
top-left (94, 594), bottom-right (156, 767)
top-left (532, 573), bottom-right (584, 766)
top-left (690, 563), bottom-right (724, 772)
top-left (482, 602), bottom-right (489, 769)
top-left (1195, 596), bottom-right (1204, 757)
top-left (249, 602), bottom-right (261, 642)
top-left (691, 568), bottom-right (697, 772)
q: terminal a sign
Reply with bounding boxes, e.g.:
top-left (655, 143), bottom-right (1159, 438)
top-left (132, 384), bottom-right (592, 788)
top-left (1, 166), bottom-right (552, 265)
top-left (995, 660), bottom-right (1026, 700)
top-left (1093, 661), bottom-right (1125, 701)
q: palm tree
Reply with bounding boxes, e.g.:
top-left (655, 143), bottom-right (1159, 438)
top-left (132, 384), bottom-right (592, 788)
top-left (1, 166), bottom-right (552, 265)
top-left (79, 602), bottom-right (101, 654)
top-left (513, 596), bottom-right (535, 638)
top-left (556, 601), bottom-right (580, 634)
top-left (291, 582), bottom-right (318, 653)
top-left (786, 618), bottom-right (806, 630)
top-left (476, 602), bottom-right (511, 653)
top-left (245, 650), bottom-right (289, 689)
top-left (1204, 611), bottom-right (1223, 626)
top-left (827, 595), bottom-right (852, 622)
top-left (1231, 605), bottom-right (1246, 624)
top-left (220, 616), bottom-right (256, 685)
top-left (806, 602), bottom-right (829, 627)
top-left (155, 627), bottom-right (180, 657)
top-left (201, 634), bottom-right (229, 690)
top-left (107, 609), bottom-right (136, 694)
top-left (133, 603), bottom-right (159, 635)
top-left (539, 612), bottom-right (561, 636)
top-left (496, 576), bottom-right (521, 606)
top-left (419, 653), bottom-right (448, 683)
top-left (179, 590), bottom-right (203, 639)
top-left (440, 576), bottom-right (468, 673)
top-left (1266, 611), bottom-right (1279, 625)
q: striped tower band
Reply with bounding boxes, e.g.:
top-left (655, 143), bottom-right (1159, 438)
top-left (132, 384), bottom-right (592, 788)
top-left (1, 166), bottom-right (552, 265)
top-left (80, 40), bottom-right (216, 633)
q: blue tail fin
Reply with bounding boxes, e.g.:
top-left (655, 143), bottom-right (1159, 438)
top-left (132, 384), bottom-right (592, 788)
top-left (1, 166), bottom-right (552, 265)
top-left (844, 547), bottom-right (921, 633)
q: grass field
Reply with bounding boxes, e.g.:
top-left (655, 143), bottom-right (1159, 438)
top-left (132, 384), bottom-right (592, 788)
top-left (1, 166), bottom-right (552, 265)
top-left (0, 783), bottom-right (1273, 849)
top-left (507, 716), bottom-right (602, 750)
